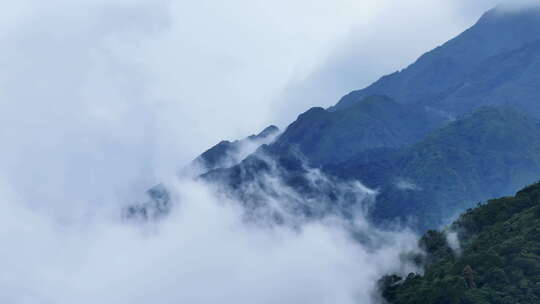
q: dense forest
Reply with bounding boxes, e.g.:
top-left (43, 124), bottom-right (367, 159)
top-left (381, 181), bottom-right (540, 303)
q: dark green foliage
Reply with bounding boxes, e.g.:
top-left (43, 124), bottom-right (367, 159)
top-left (204, 106), bottom-right (540, 231)
top-left (381, 182), bottom-right (540, 303)
top-left (265, 7), bottom-right (540, 230)
top-left (327, 107), bottom-right (540, 231)
top-left (271, 95), bottom-right (445, 166)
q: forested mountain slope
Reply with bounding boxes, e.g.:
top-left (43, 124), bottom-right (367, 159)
top-left (367, 107), bottom-right (540, 230)
top-left (381, 181), bottom-right (540, 303)
top-left (270, 95), bottom-right (445, 166)
top-left (192, 125), bottom-right (279, 173)
top-left (197, 5), bottom-right (540, 232)
top-left (333, 6), bottom-right (540, 116)
top-left (203, 105), bottom-right (540, 230)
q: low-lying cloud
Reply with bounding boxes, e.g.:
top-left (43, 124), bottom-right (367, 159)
top-left (1, 176), bottom-right (419, 304)
top-left (0, 0), bottom-right (502, 213)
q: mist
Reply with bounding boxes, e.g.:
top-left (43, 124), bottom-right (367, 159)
top-left (0, 0), bottom-right (521, 303)
top-left (1, 175), bottom-right (421, 303)
top-left (0, 0), bottom-right (503, 210)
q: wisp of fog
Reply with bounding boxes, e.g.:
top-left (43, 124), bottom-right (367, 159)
top-left (1, 174), bottom-right (421, 303)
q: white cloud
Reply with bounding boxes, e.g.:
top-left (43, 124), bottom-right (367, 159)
top-left (0, 177), bottom-right (419, 304)
top-left (270, 0), bottom-right (503, 125)
top-left (0, 0), bottom-right (503, 211)
top-left (445, 231), bottom-right (462, 256)
top-left (396, 180), bottom-right (421, 191)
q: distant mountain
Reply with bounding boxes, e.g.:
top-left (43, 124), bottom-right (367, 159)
top-left (200, 145), bottom-right (363, 222)
top-left (191, 125), bottom-right (279, 174)
top-left (125, 126), bottom-right (279, 221)
top-left (433, 37), bottom-right (540, 116)
top-left (191, 7), bottom-right (540, 302)
top-left (271, 95), bottom-right (446, 166)
top-left (381, 181), bottom-right (540, 303)
top-left (124, 183), bottom-right (171, 221)
top-left (194, 5), bottom-right (540, 232)
top-left (206, 106), bottom-right (540, 231)
top-left (333, 6), bottom-right (540, 117)
top-left (200, 6), bottom-right (540, 231)
top-left (327, 107), bottom-right (540, 230)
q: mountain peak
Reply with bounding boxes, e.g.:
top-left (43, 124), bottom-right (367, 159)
top-left (256, 125), bottom-right (279, 138)
top-left (491, 1), bottom-right (540, 14)
top-left (192, 125), bottom-right (280, 174)
top-left (473, 4), bottom-right (540, 38)
top-left (333, 5), bottom-right (540, 115)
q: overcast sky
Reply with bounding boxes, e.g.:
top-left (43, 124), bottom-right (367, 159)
top-left (0, 0), bottom-right (505, 206)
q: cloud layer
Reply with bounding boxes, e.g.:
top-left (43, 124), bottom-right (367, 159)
top-left (1, 177), bottom-right (420, 303)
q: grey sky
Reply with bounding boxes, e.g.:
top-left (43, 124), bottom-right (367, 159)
top-left (0, 1), bottom-right (505, 204)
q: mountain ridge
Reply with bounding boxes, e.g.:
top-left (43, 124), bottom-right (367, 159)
top-left (381, 181), bottom-right (540, 303)
top-left (193, 5), bottom-right (540, 232)
top-left (192, 125), bottom-right (280, 174)
top-left (270, 95), bottom-right (446, 166)
top-left (332, 6), bottom-right (540, 116)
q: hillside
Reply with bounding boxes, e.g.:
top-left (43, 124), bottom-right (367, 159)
top-left (270, 95), bottom-right (445, 166)
top-left (371, 107), bottom-right (540, 230)
top-left (203, 106), bottom-right (540, 231)
top-left (381, 181), bottom-right (540, 303)
top-left (198, 5), bottom-right (540, 232)
top-left (333, 6), bottom-right (540, 116)
top-left (193, 125), bottom-right (279, 173)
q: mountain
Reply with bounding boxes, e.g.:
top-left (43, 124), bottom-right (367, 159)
top-left (433, 37), bottom-right (540, 117)
top-left (207, 106), bottom-right (540, 231)
top-left (368, 107), bottom-right (540, 230)
top-left (270, 95), bottom-right (446, 166)
top-left (200, 145), bottom-right (369, 223)
top-left (188, 5), bottom-right (540, 302)
top-left (333, 5), bottom-right (540, 117)
top-left (192, 125), bottom-right (279, 174)
top-left (326, 107), bottom-right (540, 229)
top-left (124, 126), bottom-right (280, 221)
top-left (124, 183), bottom-right (171, 221)
top-left (199, 5), bottom-right (540, 231)
top-left (380, 181), bottom-right (540, 303)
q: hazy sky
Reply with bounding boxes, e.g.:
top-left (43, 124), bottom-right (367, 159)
top-left (0, 1), bottom-right (531, 302)
top-left (0, 0), bottom-right (505, 205)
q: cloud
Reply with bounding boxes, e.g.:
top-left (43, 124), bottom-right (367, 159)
top-left (269, 0), bottom-right (501, 126)
top-left (396, 180), bottom-right (422, 191)
top-left (0, 175), bottom-right (420, 304)
top-left (445, 231), bottom-right (462, 256)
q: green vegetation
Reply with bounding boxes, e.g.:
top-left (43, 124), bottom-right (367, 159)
top-left (333, 7), bottom-right (540, 118)
top-left (326, 106), bottom-right (540, 231)
top-left (200, 7), bottom-right (540, 232)
top-left (381, 182), bottom-right (540, 303)
top-left (271, 95), bottom-right (444, 166)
